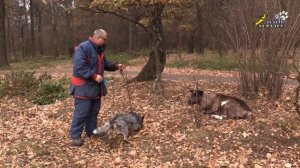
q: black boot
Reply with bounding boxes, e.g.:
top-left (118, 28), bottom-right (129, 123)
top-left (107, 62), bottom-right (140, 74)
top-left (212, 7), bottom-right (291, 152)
top-left (72, 139), bottom-right (83, 146)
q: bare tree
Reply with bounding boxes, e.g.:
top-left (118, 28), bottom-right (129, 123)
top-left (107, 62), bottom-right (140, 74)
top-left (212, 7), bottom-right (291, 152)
top-left (36, 1), bottom-right (44, 56)
top-left (89, 2), bottom-right (167, 85)
top-left (128, 6), bottom-right (138, 53)
top-left (60, 0), bottom-right (75, 57)
top-left (204, 0), bottom-right (227, 56)
top-left (6, 4), bottom-right (11, 58)
top-left (220, 0), bottom-right (300, 99)
top-left (29, 0), bottom-right (35, 57)
top-left (50, 0), bottom-right (59, 58)
top-left (194, 0), bottom-right (204, 54)
top-left (288, 54), bottom-right (300, 117)
top-left (0, 0), bottom-right (8, 67)
top-left (21, 0), bottom-right (29, 58)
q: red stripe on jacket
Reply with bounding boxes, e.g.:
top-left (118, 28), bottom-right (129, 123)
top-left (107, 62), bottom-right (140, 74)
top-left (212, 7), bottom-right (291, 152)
top-left (71, 76), bottom-right (86, 86)
top-left (71, 53), bottom-right (104, 98)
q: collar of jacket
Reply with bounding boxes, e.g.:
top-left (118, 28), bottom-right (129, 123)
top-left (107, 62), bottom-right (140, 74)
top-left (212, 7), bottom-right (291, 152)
top-left (88, 36), bottom-right (106, 54)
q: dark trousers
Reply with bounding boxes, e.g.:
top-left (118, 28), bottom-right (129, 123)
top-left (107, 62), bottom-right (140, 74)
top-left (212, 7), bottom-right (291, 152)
top-left (70, 98), bottom-right (101, 139)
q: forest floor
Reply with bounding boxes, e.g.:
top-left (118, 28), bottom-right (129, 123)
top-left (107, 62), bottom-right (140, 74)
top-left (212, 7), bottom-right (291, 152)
top-left (1, 55), bottom-right (300, 167)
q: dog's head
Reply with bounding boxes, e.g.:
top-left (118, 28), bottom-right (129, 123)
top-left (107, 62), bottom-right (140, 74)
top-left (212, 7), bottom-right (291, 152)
top-left (188, 89), bottom-right (204, 105)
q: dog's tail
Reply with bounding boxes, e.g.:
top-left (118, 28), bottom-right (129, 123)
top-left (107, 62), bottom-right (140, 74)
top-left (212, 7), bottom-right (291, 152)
top-left (93, 122), bottom-right (111, 135)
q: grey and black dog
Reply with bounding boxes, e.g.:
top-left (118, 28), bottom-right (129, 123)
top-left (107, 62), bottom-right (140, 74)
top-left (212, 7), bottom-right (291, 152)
top-left (188, 89), bottom-right (253, 120)
top-left (93, 112), bottom-right (145, 141)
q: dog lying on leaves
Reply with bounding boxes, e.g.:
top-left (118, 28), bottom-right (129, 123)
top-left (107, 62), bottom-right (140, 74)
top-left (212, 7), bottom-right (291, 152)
top-left (93, 111), bottom-right (144, 141)
top-left (188, 89), bottom-right (253, 120)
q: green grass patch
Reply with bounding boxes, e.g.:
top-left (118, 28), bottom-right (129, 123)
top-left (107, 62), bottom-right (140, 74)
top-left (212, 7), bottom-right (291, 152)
top-left (192, 58), bottom-right (238, 70)
top-left (167, 55), bottom-right (239, 71)
top-left (7, 56), bottom-right (70, 71)
top-left (0, 65), bottom-right (10, 70)
top-left (167, 60), bottom-right (190, 68)
top-left (105, 52), bottom-right (135, 65)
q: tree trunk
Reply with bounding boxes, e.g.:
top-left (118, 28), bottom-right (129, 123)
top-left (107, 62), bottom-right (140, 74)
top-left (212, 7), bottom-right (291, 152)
top-left (195, 2), bottom-right (204, 54)
top-left (21, 21), bottom-right (25, 58)
top-left (128, 22), bottom-right (135, 52)
top-left (133, 51), bottom-right (157, 81)
top-left (50, 0), bottom-right (59, 58)
top-left (24, 0), bottom-right (29, 57)
top-left (6, 12), bottom-right (10, 57)
top-left (37, 5), bottom-right (44, 56)
top-left (128, 6), bottom-right (137, 53)
top-left (0, 0), bottom-right (8, 67)
top-left (175, 19), bottom-right (182, 61)
top-left (7, 13), bottom-right (16, 57)
top-left (187, 27), bottom-right (195, 53)
top-left (206, 17), bottom-right (227, 57)
top-left (66, 11), bottom-right (73, 57)
top-left (133, 4), bottom-right (166, 82)
top-left (21, 0), bottom-right (29, 58)
top-left (29, 0), bottom-right (35, 57)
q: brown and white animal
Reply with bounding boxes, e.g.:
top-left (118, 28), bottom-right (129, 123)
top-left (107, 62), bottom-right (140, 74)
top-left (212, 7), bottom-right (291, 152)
top-left (188, 89), bottom-right (253, 120)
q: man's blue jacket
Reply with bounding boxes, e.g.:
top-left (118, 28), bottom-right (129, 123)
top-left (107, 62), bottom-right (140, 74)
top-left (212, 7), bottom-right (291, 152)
top-left (70, 38), bottom-right (118, 99)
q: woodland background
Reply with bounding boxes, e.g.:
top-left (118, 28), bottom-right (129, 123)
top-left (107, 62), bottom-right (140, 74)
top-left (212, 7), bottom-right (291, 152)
top-left (0, 0), bottom-right (300, 167)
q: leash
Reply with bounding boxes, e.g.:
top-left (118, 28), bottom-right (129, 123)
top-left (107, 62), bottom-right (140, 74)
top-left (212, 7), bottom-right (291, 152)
top-left (103, 68), bottom-right (133, 113)
top-left (120, 69), bottom-right (134, 112)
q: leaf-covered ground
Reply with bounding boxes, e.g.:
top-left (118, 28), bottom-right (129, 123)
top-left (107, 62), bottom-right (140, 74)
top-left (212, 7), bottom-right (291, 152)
top-left (1, 78), bottom-right (300, 167)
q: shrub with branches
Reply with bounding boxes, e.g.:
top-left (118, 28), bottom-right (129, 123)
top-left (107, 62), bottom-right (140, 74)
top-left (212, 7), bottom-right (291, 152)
top-left (219, 0), bottom-right (300, 99)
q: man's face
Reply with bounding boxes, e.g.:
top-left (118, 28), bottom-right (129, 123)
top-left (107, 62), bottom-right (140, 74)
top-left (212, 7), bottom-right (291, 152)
top-left (96, 34), bottom-right (107, 46)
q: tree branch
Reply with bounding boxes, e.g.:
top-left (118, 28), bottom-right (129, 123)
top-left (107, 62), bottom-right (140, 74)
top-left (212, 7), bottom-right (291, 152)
top-left (92, 6), bottom-right (150, 34)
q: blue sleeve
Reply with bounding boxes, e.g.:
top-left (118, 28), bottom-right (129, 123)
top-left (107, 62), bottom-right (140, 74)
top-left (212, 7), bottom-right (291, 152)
top-left (104, 56), bottom-right (118, 71)
top-left (73, 46), bottom-right (94, 79)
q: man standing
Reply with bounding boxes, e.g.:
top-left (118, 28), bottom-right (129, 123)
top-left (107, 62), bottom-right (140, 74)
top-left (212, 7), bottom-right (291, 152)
top-left (69, 29), bottom-right (124, 146)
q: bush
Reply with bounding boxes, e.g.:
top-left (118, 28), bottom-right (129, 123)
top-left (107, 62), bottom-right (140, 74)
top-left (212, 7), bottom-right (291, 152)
top-left (58, 75), bottom-right (70, 87)
top-left (38, 73), bottom-right (52, 83)
top-left (3, 71), bottom-right (39, 97)
top-left (1, 70), bottom-right (69, 104)
top-left (32, 81), bottom-right (69, 105)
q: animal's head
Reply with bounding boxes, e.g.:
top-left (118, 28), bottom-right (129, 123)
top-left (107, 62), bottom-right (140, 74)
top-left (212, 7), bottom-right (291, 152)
top-left (188, 89), bottom-right (204, 105)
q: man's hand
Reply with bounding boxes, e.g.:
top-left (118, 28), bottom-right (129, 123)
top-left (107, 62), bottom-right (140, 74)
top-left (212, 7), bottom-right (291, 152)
top-left (116, 64), bottom-right (126, 73)
top-left (95, 75), bottom-right (103, 83)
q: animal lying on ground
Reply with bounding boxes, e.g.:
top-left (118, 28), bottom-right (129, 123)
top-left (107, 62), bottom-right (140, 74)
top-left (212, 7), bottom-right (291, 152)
top-left (188, 89), bottom-right (253, 120)
top-left (93, 111), bottom-right (145, 141)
